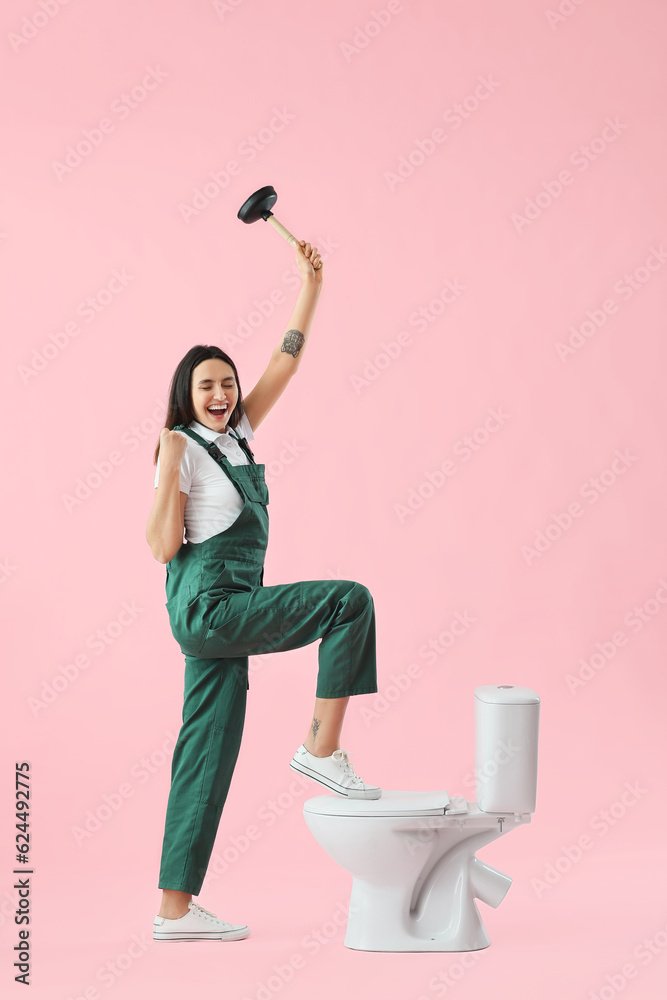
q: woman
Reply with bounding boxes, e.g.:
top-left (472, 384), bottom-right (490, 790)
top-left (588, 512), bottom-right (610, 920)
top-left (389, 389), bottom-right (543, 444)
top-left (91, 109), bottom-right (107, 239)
top-left (146, 240), bottom-right (381, 943)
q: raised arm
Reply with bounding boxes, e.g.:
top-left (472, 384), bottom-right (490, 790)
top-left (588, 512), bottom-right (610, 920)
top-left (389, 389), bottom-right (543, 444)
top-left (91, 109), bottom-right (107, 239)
top-left (146, 429), bottom-right (188, 563)
top-left (242, 240), bottom-right (323, 432)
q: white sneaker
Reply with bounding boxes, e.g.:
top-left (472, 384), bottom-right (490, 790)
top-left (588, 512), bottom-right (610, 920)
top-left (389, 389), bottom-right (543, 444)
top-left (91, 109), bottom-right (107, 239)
top-left (290, 745), bottom-right (382, 799)
top-left (153, 900), bottom-right (249, 942)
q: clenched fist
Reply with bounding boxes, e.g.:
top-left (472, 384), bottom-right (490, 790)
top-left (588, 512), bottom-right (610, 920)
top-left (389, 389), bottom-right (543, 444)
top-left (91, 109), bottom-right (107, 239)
top-left (159, 427), bottom-right (187, 470)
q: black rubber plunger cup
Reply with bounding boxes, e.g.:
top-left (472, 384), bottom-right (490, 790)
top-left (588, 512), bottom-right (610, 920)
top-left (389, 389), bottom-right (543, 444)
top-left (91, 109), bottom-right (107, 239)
top-left (237, 185), bottom-right (321, 267)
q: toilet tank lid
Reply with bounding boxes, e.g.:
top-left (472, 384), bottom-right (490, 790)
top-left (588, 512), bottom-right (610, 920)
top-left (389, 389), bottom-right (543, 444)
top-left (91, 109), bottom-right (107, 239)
top-left (475, 685), bottom-right (540, 706)
top-left (303, 790), bottom-right (451, 818)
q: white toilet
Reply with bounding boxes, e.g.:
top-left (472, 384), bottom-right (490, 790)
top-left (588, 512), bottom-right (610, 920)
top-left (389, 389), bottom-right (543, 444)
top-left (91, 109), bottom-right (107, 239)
top-left (302, 685), bottom-right (540, 952)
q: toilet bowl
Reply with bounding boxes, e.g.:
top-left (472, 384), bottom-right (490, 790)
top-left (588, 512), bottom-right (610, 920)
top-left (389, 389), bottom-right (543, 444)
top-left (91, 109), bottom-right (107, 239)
top-left (301, 685), bottom-right (540, 952)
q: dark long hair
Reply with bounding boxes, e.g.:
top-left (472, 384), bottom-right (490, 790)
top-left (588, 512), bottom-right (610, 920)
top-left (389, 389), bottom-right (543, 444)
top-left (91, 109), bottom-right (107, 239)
top-left (152, 345), bottom-right (245, 465)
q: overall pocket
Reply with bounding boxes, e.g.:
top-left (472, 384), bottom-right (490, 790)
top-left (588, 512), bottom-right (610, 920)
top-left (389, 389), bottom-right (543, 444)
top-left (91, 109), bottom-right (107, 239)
top-left (240, 467), bottom-right (269, 505)
top-left (165, 585), bottom-right (208, 656)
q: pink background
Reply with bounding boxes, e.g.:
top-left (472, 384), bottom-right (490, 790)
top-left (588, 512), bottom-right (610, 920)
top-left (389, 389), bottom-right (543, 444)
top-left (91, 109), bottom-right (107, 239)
top-left (2, 0), bottom-right (666, 997)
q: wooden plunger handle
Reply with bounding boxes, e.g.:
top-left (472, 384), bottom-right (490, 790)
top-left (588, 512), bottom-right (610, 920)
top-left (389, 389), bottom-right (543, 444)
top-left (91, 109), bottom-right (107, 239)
top-left (266, 215), bottom-right (297, 246)
top-left (266, 215), bottom-right (322, 268)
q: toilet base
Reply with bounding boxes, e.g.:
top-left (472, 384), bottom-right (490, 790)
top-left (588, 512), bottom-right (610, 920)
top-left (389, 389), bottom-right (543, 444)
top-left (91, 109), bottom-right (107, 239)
top-left (302, 793), bottom-right (531, 953)
top-left (343, 874), bottom-right (495, 953)
top-left (341, 822), bottom-right (525, 952)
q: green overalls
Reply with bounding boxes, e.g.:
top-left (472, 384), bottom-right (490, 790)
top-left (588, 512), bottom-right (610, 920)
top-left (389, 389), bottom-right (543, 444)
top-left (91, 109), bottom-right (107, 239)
top-left (158, 422), bottom-right (378, 895)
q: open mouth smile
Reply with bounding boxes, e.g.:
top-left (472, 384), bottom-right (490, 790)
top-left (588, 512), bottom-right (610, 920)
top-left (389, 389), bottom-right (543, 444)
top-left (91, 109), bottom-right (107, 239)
top-left (207, 404), bottom-right (229, 419)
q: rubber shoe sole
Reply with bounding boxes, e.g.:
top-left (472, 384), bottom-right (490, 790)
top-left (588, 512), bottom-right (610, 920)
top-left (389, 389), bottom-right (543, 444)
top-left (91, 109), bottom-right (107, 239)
top-left (153, 928), bottom-right (249, 941)
top-left (153, 901), bottom-right (249, 941)
top-left (153, 926), bottom-right (249, 942)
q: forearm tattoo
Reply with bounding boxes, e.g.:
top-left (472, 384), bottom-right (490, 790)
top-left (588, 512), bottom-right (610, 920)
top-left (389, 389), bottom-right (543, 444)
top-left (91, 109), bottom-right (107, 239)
top-left (281, 329), bottom-right (305, 358)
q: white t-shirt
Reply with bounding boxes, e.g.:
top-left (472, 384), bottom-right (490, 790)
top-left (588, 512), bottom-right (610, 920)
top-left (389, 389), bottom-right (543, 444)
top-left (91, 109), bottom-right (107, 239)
top-left (154, 412), bottom-right (255, 544)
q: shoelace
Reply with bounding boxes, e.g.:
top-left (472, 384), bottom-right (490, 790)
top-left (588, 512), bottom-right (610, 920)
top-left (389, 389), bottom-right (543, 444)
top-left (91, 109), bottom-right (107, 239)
top-left (332, 749), bottom-right (365, 787)
top-left (189, 902), bottom-right (218, 922)
top-left (189, 901), bottom-right (235, 929)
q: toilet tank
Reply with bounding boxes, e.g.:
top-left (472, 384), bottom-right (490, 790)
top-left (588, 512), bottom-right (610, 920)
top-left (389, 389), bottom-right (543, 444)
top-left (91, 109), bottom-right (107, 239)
top-left (474, 685), bottom-right (540, 814)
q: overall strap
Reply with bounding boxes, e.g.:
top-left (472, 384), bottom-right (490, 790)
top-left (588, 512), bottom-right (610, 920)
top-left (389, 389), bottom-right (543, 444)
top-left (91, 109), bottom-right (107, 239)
top-left (172, 424), bottom-right (248, 502)
top-left (172, 424), bottom-right (256, 464)
top-left (227, 424), bottom-right (258, 465)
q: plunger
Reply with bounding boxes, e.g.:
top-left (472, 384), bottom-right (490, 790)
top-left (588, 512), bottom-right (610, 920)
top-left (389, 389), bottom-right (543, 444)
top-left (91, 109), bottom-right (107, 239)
top-left (236, 185), bottom-right (322, 268)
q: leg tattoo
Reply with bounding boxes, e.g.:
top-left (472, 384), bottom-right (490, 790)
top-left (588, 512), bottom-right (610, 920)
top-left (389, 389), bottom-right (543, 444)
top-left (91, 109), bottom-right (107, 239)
top-left (310, 717), bottom-right (321, 744)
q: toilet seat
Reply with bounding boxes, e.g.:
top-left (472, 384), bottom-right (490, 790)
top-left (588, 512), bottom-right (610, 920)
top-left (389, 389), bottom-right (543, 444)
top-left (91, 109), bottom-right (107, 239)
top-left (303, 789), bottom-right (453, 818)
